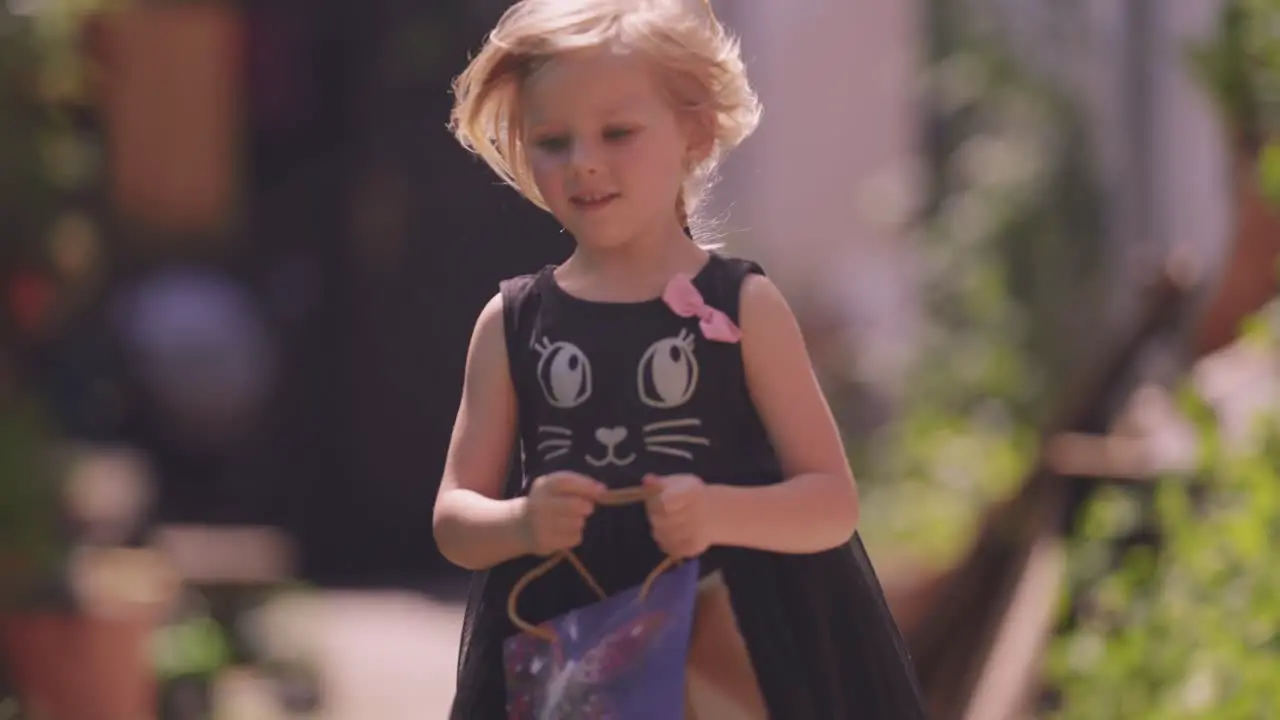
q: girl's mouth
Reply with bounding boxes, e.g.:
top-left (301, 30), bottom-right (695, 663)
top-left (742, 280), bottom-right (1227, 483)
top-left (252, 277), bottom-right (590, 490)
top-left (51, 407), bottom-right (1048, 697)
top-left (570, 193), bottom-right (620, 210)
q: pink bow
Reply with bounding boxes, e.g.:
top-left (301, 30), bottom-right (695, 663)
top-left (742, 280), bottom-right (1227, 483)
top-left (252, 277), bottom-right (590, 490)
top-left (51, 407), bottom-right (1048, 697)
top-left (662, 274), bottom-right (742, 343)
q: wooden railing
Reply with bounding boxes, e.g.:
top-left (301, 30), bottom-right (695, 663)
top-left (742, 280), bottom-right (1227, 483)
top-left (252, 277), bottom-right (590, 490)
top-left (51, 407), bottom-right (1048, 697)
top-left (909, 259), bottom-right (1196, 720)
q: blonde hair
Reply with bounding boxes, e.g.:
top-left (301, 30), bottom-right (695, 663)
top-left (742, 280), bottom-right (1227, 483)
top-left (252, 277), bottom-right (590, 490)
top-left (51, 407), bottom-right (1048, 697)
top-left (449, 0), bottom-right (760, 239)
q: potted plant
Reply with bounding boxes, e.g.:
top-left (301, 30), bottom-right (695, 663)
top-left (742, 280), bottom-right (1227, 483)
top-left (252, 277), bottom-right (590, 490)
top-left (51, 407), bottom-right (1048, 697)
top-left (0, 0), bottom-right (80, 615)
top-left (1, 2), bottom-right (165, 717)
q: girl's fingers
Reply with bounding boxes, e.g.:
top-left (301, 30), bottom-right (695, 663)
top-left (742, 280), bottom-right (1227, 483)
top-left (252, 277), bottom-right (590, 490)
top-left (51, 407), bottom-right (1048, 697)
top-left (660, 494), bottom-right (689, 514)
top-left (657, 537), bottom-right (693, 558)
top-left (552, 497), bottom-right (594, 518)
top-left (652, 502), bottom-right (690, 525)
top-left (557, 513), bottom-right (586, 532)
top-left (554, 524), bottom-right (585, 548)
top-left (644, 493), bottom-right (663, 515)
top-left (653, 523), bottom-right (690, 547)
top-left (549, 472), bottom-right (607, 500)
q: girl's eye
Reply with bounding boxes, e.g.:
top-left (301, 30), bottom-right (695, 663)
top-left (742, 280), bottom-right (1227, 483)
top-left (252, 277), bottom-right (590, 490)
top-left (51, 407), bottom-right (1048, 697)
top-left (603, 127), bottom-right (636, 142)
top-left (535, 135), bottom-right (570, 153)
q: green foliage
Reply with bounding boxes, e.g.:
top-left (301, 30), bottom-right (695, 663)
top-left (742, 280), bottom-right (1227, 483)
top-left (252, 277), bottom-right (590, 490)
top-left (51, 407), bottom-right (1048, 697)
top-left (1046, 9), bottom-right (1280, 710)
top-left (1189, 0), bottom-right (1280, 151)
top-left (0, 0), bottom-right (106, 282)
top-left (1048, 310), bottom-right (1280, 718)
top-left (0, 0), bottom-right (107, 607)
top-left (1258, 142), bottom-right (1280, 205)
top-left (0, 6), bottom-right (62, 268)
top-left (858, 35), bottom-right (1102, 570)
top-left (153, 615), bottom-right (233, 681)
top-left (1191, 0), bottom-right (1280, 209)
top-left (0, 396), bottom-right (64, 608)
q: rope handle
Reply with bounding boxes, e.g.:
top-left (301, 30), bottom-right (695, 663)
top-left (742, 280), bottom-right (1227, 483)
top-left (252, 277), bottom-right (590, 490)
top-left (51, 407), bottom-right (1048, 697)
top-left (506, 485), bottom-right (680, 643)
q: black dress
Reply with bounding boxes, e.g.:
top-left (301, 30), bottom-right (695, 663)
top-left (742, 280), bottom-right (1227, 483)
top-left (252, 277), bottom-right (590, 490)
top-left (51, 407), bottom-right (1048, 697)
top-left (450, 253), bottom-right (927, 718)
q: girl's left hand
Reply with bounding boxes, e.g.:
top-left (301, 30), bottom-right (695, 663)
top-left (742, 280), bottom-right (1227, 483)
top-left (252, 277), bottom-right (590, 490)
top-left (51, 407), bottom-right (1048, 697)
top-left (643, 473), bottom-right (714, 558)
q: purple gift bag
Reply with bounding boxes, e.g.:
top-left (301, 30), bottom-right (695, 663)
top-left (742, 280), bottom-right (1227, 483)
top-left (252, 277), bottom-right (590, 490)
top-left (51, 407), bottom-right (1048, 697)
top-left (503, 552), bottom-right (699, 720)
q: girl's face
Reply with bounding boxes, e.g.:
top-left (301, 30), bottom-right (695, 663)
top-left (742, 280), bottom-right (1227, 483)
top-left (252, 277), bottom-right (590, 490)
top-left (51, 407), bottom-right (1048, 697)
top-left (521, 48), bottom-right (695, 249)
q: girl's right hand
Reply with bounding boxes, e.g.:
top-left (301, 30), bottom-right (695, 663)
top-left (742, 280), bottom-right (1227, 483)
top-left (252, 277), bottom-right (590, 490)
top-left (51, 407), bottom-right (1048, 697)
top-left (522, 472), bottom-right (606, 555)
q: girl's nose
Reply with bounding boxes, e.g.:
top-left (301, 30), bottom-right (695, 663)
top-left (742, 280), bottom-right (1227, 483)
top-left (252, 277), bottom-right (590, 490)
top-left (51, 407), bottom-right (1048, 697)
top-left (568, 139), bottom-right (602, 175)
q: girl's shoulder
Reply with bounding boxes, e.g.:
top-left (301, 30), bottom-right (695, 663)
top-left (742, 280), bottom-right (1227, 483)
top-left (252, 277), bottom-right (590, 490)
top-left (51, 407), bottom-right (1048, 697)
top-left (498, 265), bottom-right (555, 306)
top-left (705, 250), bottom-right (766, 278)
top-left (700, 252), bottom-right (768, 324)
top-left (497, 265), bottom-right (557, 337)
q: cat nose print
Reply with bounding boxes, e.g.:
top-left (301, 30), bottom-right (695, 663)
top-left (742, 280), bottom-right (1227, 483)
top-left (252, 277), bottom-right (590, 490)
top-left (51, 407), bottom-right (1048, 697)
top-left (595, 426), bottom-right (627, 447)
top-left (586, 426), bottom-right (637, 468)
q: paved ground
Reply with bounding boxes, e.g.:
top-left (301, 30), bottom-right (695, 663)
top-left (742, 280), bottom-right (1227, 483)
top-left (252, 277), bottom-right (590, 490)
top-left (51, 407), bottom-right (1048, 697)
top-left (308, 592), bottom-right (464, 719)
top-left (249, 588), bottom-right (467, 719)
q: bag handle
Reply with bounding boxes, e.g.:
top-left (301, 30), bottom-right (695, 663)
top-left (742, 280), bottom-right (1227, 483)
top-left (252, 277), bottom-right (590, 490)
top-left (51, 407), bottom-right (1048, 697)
top-left (507, 485), bottom-right (680, 642)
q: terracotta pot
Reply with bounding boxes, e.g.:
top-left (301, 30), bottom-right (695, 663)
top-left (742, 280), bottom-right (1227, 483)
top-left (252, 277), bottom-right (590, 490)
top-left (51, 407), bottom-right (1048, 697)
top-left (1195, 150), bottom-right (1280, 357)
top-left (1, 613), bottom-right (156, 720)
top-left (0, 548), bottom-right (176, 719)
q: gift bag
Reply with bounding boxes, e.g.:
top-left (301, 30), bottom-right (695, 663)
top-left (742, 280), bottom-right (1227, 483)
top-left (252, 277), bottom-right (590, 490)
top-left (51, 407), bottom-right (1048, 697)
top-left (503, 551), bottom-right (699, 719)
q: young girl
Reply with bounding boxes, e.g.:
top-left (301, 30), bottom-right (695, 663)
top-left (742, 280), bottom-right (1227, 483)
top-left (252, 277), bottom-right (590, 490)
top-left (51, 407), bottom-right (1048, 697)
top-left (435, 0), bottom-right (928, 717)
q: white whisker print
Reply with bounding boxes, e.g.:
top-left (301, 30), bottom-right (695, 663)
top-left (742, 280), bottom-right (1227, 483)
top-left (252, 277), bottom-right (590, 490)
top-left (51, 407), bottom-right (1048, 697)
top-left (537, 426), bottom-right (574, 462)
top-left (642, 418), bottom-right (707, 462)
top-left (645, 445), bottom-right (694, 460)
top-left (645, 435), bottom-right (710, 446)
top-left (642, 418), bottom-right (701, 432)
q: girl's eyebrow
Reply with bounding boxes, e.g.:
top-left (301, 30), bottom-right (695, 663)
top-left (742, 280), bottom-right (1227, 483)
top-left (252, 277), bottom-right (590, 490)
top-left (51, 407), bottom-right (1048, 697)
top-left (524, 116), bottom-right (569, 136)
top-left (524, 98), bottom-right (650, 134)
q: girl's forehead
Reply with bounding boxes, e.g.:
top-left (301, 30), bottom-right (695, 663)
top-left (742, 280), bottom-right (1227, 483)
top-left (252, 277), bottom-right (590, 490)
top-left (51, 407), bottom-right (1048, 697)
top-left (522, 48), bottom-right (668, 124)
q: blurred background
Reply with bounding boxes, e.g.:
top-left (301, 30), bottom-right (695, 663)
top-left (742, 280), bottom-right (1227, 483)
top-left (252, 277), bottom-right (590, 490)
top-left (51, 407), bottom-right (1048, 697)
top-left (1, 0), bottom-right (1278, 717)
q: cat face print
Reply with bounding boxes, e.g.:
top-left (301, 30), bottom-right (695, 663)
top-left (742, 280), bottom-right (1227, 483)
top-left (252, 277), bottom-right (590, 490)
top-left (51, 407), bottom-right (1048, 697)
top-left (531, 330), bottom-right (709, 469)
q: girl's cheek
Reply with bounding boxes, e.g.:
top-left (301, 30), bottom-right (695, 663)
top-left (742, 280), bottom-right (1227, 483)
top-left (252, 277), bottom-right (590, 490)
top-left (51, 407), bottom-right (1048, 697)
top-left (529, 156), bottom-right (565, 196)
top-left (620, 139), bottom-right (677, 179)
top-left (528, 152), bottom-right (560, 178)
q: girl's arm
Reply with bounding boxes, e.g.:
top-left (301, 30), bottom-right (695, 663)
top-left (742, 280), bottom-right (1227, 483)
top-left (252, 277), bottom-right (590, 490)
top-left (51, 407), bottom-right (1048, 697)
top-left (432, 293), bottom-right (532, 570)
top-left (708, 275), bottom-right (861, 554)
